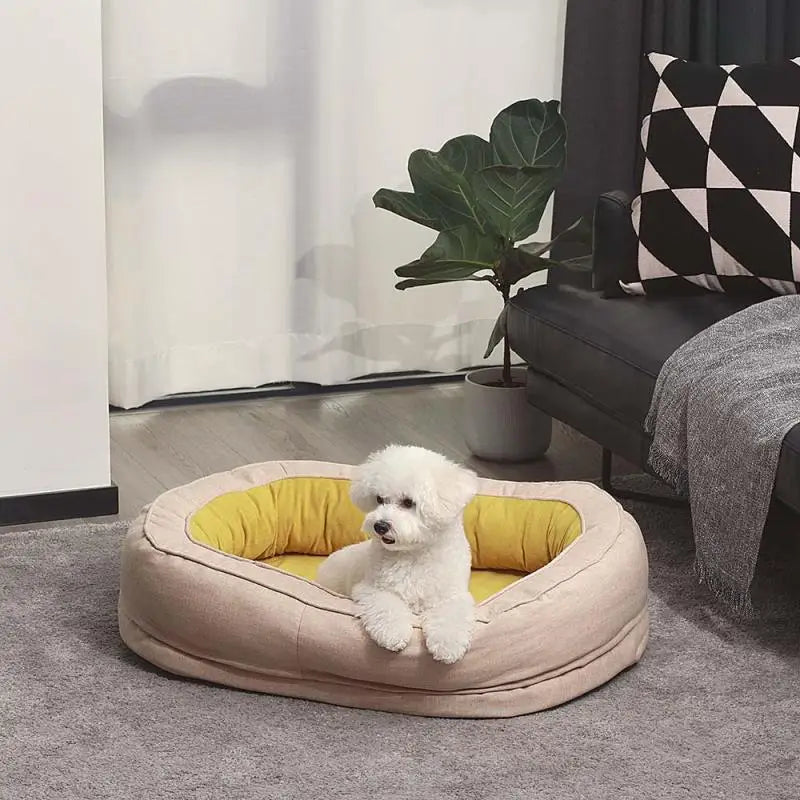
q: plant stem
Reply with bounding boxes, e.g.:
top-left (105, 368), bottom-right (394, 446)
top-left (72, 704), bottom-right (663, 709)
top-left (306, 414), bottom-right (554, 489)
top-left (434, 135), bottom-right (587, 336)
top-left (501, 284), bottom-right (511, 388)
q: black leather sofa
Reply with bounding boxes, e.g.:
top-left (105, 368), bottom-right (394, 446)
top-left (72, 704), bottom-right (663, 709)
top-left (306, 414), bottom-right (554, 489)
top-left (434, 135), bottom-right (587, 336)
top-left (506, 191), bottom-right (800, 514)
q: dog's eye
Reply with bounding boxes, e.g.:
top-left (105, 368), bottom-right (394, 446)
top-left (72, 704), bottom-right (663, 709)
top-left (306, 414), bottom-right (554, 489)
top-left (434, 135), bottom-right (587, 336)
top-left (376, 495), bottom-right (385, 505)
top-left (400, 497), bottom-right (415, 509)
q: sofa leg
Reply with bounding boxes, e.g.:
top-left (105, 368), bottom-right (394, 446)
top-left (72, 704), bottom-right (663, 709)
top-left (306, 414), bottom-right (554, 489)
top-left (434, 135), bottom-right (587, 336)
top-left (600, 448), bottom-right (686, 508)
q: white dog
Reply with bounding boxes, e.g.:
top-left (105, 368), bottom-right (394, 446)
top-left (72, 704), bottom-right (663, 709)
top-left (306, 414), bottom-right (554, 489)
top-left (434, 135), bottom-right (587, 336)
top-left (316, 445), bottom-right (478, 664)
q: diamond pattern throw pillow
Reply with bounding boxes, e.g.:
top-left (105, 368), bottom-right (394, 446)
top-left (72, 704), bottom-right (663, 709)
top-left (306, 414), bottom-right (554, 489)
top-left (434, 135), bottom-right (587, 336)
top-left (621, 52), bottom-right (800, 297)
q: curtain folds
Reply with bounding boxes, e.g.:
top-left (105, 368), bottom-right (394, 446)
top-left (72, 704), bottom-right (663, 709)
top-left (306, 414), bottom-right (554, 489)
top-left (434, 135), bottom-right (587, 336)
top-left (103, 0), bottom-right (567, 408)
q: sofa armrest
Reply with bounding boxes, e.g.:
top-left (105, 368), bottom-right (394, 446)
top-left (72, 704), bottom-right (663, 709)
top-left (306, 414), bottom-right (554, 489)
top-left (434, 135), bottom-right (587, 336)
top-left (592, 191), bottom-right (636, 297)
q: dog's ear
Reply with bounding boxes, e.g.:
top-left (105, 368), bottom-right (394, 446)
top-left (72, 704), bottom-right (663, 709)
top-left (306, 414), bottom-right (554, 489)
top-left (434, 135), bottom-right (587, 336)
top-left (442, 464), bottom-right (479, 514)
top-left (418, 462), bottom-right (479, 524)
top-left (348, 452), bottom-right (382, 511)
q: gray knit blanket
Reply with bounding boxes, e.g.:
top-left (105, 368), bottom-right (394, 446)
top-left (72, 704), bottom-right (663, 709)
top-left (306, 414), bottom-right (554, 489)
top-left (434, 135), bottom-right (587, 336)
top-left (645, 294), bottom-right (800, 616)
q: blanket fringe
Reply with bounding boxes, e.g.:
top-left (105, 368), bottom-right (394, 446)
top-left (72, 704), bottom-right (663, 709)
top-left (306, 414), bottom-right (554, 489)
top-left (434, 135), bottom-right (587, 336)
top-left (646, 442), bottom-right (690, 498)
top-left (694, 556), bottom-right (755, 620)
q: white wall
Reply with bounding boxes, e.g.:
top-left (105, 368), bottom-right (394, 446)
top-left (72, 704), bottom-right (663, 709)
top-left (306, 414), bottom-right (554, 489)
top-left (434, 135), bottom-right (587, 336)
top-left (0, 2), bottom-right (111, 496)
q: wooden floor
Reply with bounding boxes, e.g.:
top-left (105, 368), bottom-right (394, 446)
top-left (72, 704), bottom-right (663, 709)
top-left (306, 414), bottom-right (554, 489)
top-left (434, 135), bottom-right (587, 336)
top-left (108, 383), bottom-right (626, 520)
top-left (4, 383), bottom-right (632, 531)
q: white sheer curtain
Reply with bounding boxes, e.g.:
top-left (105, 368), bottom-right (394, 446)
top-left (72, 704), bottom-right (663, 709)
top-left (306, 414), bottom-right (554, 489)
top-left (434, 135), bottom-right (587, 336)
top-left (103, 0), bottom-right (566, 409)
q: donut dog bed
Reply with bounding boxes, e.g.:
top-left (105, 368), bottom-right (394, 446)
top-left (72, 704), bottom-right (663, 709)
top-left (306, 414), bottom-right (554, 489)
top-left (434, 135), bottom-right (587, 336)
top-left (118, 460), bottom-right (649, 718)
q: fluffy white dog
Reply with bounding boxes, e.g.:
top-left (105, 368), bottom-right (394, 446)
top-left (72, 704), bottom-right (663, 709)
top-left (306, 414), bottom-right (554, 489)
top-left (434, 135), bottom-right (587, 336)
top-left (316, 444), bottom-right (479, 664)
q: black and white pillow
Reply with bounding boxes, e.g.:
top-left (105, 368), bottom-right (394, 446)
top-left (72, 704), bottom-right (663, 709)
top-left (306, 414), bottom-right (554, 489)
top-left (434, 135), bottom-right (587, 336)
top-left (622, 52), bottom-right (800, 297)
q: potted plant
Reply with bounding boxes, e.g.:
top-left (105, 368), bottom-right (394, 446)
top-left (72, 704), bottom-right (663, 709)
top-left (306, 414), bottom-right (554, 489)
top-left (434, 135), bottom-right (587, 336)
top-left (373, 99), bottom-right (591, 461)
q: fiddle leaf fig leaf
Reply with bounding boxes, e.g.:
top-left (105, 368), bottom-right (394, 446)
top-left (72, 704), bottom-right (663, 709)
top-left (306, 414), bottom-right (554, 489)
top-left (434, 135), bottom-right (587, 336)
top-left (484, 304), bottom-right (509, 359)
top-left (372, 188), bottom-right (444, 231)
top-left (471, 165), bottom-right (560, 242)
top-left (395, 226), bottom-right (503, 280)
top-left (490, 99), bottom-right (566, 169)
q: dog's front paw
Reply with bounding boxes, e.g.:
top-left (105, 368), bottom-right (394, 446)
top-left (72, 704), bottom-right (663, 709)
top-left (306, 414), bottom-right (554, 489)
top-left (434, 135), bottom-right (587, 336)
top-left (362, 616), bottom-right (413, 652)
top-left (424, 629), bottom-right (471, 664)
top-left (354, 587), bottom-right (414, 653)
top-left (422, 594), bottom-right (474, 664)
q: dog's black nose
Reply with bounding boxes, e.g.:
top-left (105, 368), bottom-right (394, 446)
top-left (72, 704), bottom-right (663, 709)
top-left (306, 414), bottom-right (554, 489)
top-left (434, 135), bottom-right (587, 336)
top-left (373, 521), bottom-right (390, 535)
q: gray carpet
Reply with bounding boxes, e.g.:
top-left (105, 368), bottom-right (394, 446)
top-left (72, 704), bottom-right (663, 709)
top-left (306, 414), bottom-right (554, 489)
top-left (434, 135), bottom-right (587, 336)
top-left (2, 477), bottom-right (799, 800)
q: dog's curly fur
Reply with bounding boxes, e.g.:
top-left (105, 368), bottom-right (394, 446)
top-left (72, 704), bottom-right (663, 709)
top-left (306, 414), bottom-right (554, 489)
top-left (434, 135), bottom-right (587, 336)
top-left (316, 445), bottom-right (479, 664)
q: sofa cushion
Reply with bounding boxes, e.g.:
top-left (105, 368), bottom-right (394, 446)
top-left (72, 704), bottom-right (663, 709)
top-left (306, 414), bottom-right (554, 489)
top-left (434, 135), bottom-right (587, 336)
top-left (508, 285), bottom-right (800, 512)
top-left (622, 52), bottom-right (800, 298)
top-left (508, 285), bottom-right (751, 427)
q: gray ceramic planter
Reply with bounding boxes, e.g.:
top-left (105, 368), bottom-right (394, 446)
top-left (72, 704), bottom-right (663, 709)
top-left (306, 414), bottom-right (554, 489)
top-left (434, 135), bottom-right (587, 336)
top-left (462, 366), bottom-right (552, 462)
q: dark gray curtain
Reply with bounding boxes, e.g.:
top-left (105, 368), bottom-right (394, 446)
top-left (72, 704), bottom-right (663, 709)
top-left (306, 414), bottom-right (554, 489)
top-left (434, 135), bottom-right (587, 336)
top-left (551, 0), bottom-right (800, 279)
top-left (644, 0), bottom-right (800, 64)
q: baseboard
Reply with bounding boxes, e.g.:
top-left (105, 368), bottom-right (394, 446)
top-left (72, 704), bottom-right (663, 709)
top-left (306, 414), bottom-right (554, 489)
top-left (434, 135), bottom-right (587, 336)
top-left (0, 484), bottom-right (119, 527)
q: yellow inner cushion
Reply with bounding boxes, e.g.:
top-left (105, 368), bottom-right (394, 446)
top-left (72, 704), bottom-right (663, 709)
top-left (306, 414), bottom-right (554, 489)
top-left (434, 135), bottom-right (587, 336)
top-left (189, 476), bottom-right (582, 603)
